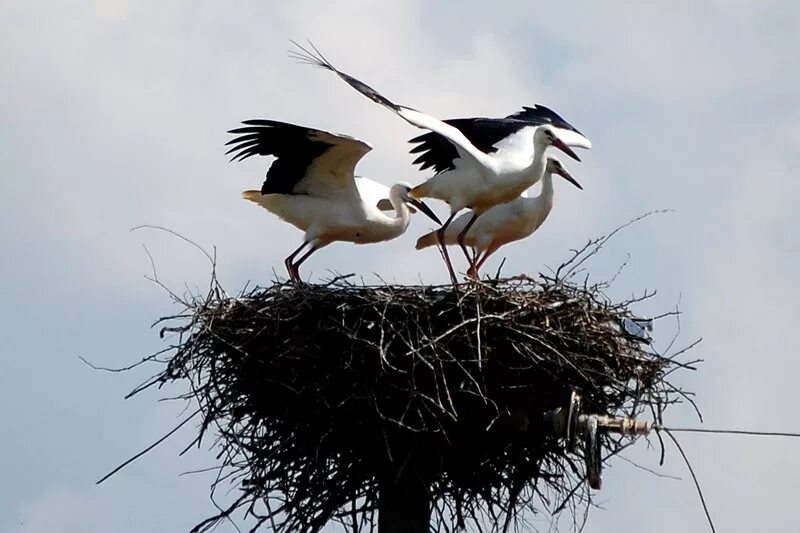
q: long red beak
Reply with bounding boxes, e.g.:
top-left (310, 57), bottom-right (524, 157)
top-left (553, 138), bottom-right (581, 162)
top-left (556, 168), bottom-right (583, 190)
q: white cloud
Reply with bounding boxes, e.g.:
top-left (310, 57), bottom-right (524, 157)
top-left (3, 1), bottom-right (800, 531)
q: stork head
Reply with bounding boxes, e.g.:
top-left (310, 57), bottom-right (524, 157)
top-left (546, 156), bottom-right (582, 190)
top-left (391, 183), bottom-right (441, 224)
top-left (535, 125), bottom-right (581, 163)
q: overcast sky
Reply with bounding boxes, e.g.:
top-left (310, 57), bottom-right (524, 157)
top-left (2, 1), bottom-right (799, 532)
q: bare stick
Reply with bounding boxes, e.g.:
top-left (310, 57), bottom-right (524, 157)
top-left (96, 409), bottom-right (201, 484)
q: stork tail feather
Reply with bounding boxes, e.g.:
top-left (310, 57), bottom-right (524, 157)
top-left (415, 231), bottom-right (438, 250)
top-left (410, 182), bottom-right (431, 199)
top-left (242, 190), bottom-right (263, 202)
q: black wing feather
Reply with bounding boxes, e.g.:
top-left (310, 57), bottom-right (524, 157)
top-left (407, 105), bottom-right (584, 175)
top-left (505, 104), bottom-right (584, 135)
top-left (226, 120), bottom-right (332, 194)
top-left (407, 118), bottom-right (529, 174)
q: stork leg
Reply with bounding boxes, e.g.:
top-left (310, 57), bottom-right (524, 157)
top-left (437, 212), bottom-right (459, 288)
top-left (468, 243), bottom-right (500, 279)
top-left (285, 241), bottom-right (309, 282)
top-left (456, 212), bottom-right (480, 270)
top-left (466, 247), bottom-right (480, 279)
top-left (466, 250), bottom-right (482, 279)
top-left (290, 244), bottom-right (318, 282)
top-left (466, 262), bottom-right (479, 280)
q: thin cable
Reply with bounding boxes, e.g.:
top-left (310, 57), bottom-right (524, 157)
top-left (661, 426), bottom-right (800, 438)
top-left (660, 427), bottom-right (716, 533)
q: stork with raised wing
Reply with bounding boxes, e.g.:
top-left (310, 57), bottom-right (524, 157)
top-left (416, 156), bottom-right (581, 278)
top-left (227, 119), bottom-right (440, 282)
top-left (290, 42), bottom-right (591, 285)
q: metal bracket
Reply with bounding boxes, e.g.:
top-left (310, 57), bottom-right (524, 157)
top-left (565, 390), bottom-right (582, 453)
top-left (546, 389), bottom-right (654, 490)
top-left (584, 416), bottom-right (602, 489)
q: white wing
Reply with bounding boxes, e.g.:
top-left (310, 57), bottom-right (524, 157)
top-left (490, 127), bottom-right (537, 165)
top-left (355, 177), bottom-right (421, 214)
top-left (355, 177), bottom-right (391, 211)
top-left (291, 42), bottom-right (496, 174)
top-left (301, 130), bottom-right (372, 198)
top-left (395, 108), bottom-right (497, 172)
top-left (505, 106), bottom-right (592, 149)
top-left (490, 127), bottom-right (590, 163)
top-left (227, 120), bottom-right (372, 199)
top-left (555, 129), bottom-right (592, 149)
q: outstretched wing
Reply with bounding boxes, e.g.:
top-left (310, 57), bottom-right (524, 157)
top-left (353, 177), bottom-right (421, 214)
top-left (354, 177), bottom-right (391, 211)
top-left (226, 119), bottom-right (372, 198)
top-left (506, 105), bottom-right (592, 149)
top-left (290, 41), bottom-right (495, 174)
top-left (408, 118), bottom-right (531, 174)
top-left (408, 106), bottom-right (591, 174)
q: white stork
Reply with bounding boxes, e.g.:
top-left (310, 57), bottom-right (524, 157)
top-left (289, 42), bottom-right (591, 285)
top-left (227, 119), bottom-right (441, 282)
top-left (416, 156), bottom-right (581, 278)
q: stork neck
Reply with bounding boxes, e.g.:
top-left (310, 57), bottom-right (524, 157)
top-left (532, 171), bottom-right (555, 218)
top-left (528, 142), bottom-right (548, 181)
top-left (388, 193), bottom-right (412, 230)
top-left (539, 171), bottom-right (554, 201)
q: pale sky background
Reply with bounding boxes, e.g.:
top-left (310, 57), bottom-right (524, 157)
top-left (2, 1), bottom-right (799, 531)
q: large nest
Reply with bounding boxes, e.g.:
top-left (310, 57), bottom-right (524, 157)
top-left (118, 217), bottom-right (698, 532)
top-left (126, 251), bottom-right (695, 532)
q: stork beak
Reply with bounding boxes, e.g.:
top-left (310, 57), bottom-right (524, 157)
top-left (556, 167), bottom-right (583, 190)
top-left (553, 138), bottom-right (581, 162)
top-left (408, 199), bottom-right (441, 225)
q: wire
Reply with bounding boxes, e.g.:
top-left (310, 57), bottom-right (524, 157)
top-left (659, 426), bottom-right (800, 438)
top-left (660, 428), bottom-right (716, 533)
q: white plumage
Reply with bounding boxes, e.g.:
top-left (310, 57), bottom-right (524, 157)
top-left (227, 119), bottom-right (440, 282)
top-left (290, 42), bottom-right (590, 284)
top-left (416, 156), bottom-right (582, 278)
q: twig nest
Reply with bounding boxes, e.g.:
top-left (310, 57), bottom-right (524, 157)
top-left (148, 276), bottom-right (688, 532)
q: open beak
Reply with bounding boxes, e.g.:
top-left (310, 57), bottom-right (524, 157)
top-left (556, 167), bottom-right (583, 190)
top-left (553, 138), bottom-right (581, 162)
top-left (409, 199), bottom-right (441, 225)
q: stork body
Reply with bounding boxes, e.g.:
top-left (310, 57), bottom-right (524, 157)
top-left (410, 127), bottom-right (556, 213)
top-left (416, 157), bottom-right (582, 278)
top-left (406, 106), bottom-right (592, 176)
top-left (291, 43), bottom-right (590, 284)
top-left (227, 119), bottom-right (440, 281)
